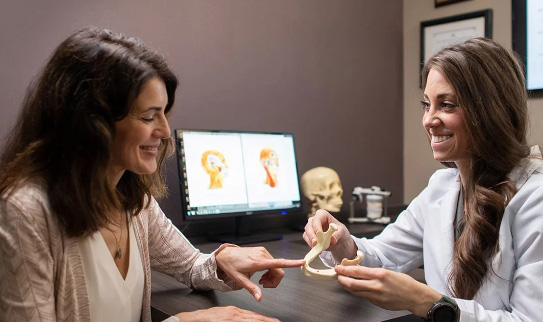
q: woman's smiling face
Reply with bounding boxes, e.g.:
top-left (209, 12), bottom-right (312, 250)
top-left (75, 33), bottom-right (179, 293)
top-left (422, 68), bottom-right (469, 165)
top-left (110, 76), bottom-right (171, 183)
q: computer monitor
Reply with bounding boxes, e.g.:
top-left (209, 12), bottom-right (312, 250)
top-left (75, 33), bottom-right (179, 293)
top-left (513, 0), bottom-right (543, 93)
top-left (175, 129), bottom-right (302, 244)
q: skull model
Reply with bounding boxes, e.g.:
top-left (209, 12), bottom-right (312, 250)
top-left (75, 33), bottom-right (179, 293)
top-left (300, 167), bottom-right (343, 217)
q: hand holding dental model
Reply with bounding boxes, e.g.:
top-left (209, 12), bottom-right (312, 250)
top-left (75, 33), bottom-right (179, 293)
top-left (301, 223), bottom-right (363, 279)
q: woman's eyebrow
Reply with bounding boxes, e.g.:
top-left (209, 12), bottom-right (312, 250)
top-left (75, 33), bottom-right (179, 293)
top-left (423, 93), bottom-right (456, 100)
top-left (436, 93), bottom-right (455, 99)
top-left (141, 107), bottom-right (163, 112)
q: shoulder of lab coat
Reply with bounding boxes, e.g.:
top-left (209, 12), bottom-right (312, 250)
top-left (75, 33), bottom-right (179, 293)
top-left (456, 145), bottom-right (543, 322)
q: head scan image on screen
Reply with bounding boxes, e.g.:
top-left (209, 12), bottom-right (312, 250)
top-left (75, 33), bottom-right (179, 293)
top-left (175, 130), bottom-right (301, 220)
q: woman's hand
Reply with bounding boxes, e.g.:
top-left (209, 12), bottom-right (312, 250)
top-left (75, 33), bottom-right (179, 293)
top-left (175, 306), bottom-right (279, 321)
top-left (303, 209), bottom-right (357, 260)
top-left (215, 246), bottom-right (305, 301)
top-left (334, 265), bottom-right (441, 317)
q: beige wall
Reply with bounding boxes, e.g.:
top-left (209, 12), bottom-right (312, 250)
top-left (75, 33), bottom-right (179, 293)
top-left (403, 0), bottom-right (543, 203)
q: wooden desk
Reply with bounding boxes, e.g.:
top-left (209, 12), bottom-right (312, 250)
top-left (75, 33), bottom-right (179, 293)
top-left (151, 223), bottom-right (422, 322)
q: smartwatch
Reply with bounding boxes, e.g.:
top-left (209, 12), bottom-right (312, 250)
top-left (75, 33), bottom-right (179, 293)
top-left (424, 295), bottom-right (459, 322)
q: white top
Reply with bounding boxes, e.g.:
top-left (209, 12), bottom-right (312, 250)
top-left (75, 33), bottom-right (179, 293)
top-left (79, 216), bottom-right (145, 322)
top-left (322, 146), bottom-right (543, 322)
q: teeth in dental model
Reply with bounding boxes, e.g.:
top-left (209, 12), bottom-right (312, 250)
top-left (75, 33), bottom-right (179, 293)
top-left (432, 135), bottom-right (451, 143)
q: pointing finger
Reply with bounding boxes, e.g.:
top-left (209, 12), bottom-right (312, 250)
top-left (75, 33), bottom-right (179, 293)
top-left (251, 258), bottom-right (305, 270)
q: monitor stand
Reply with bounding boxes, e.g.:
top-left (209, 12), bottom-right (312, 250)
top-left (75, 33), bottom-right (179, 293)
top-left (208, 216), bottom-right (283, 245)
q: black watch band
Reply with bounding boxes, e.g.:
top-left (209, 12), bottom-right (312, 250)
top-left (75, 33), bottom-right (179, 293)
top-left (423, 295), bottom-right (459, 322)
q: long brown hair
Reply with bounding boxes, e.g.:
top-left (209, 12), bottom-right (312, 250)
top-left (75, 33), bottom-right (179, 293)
top-left (422, 38), bottom-right (528, 299)
top-left (0, 27), bottom-right (178, 237)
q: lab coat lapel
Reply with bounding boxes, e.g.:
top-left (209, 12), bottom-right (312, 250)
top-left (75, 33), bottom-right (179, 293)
top-left (438, 176), bottom-right (461, 276)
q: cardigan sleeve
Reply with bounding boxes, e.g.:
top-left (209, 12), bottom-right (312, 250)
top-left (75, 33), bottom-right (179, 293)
top-left (146, 198), bottom-right (237, 291)
top-left (0, 194), bottom-right (56, 322)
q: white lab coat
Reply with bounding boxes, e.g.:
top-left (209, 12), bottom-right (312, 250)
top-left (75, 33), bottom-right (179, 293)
top-left (322, 146), bottom-right (543, 322)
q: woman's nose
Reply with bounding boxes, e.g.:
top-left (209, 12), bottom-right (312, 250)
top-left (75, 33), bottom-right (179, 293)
top-left (155, 118), bottom-right (171, 138)
top-left (422, 109), bottom-right (440, 129)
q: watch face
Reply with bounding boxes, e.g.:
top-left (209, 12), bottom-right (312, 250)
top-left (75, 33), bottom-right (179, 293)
top-left (434, 303), bottom-right (456, 322)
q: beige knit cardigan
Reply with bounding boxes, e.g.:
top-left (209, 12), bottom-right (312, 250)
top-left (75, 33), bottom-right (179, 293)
top-left (0, 181), bottom-right (236, 322)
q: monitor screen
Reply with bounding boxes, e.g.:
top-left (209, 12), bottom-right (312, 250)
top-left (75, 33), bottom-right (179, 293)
top-left (513, 0), bottom-right (543, 93)
top-left (175, 129), bottom-right (302, 220)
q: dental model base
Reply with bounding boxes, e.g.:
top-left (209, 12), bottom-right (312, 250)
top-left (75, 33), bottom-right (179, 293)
top-left (349, 186), bottom-right (391, 225)
top-left (301, 223), bottom-right (364, 279)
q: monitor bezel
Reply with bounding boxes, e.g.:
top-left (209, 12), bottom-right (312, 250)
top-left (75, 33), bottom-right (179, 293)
top-left (174, 128), bottom-right (303, 221)
top-left (512, 0), bottom-right (543, 94)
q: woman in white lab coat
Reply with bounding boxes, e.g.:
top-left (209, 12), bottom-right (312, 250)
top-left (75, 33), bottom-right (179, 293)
top-left (304, 37), bottom-right (543, 322)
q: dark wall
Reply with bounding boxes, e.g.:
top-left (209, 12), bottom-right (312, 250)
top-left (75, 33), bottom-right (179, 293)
top-left (0, 1), bottom-right (403, 232)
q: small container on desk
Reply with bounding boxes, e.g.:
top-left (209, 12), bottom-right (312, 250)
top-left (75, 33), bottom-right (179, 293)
top-left (349, 186), bottom-right (391, 224)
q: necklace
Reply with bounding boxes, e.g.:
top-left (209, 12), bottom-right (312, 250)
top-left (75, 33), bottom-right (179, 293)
top-left (106, 213), bottom-right (126, 260)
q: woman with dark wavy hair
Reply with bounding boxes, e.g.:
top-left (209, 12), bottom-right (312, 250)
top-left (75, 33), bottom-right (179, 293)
top-left (0, 27), bottom-right (303, 322)
top-left (304, 37), bottom-right (543, 321)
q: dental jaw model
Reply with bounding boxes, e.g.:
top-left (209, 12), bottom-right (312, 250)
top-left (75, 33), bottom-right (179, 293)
top-left (301, 223), bottom-right (364, 279)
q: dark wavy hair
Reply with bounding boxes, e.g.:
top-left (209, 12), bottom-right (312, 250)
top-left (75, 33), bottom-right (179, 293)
top-left (0, 27), bottom-right (178, 237)
top-left (422, 38), bottom-right (528, 299)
